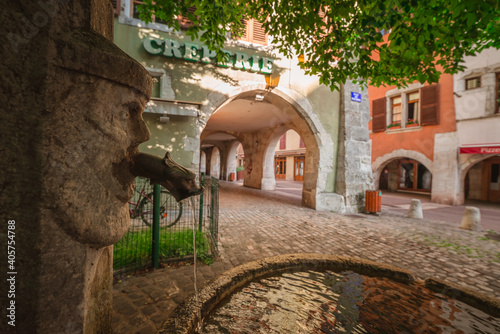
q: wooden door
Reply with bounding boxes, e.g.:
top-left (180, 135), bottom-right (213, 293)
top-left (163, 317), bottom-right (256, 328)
top-left (484, 158), bottom-right (500, 202)
top-left (275, 157), bottom-right (286, 180)
top-left (294, 156), bottom-right (305, 181)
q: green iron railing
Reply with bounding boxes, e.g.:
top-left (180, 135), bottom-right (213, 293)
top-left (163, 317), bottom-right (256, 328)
top-left (113, 174), bottom-right (219, 275)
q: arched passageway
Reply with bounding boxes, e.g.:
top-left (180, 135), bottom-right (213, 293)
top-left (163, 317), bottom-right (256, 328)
top-left (376, 157), bottom-right (432, 194)
top-left (462, 155), bottom-right (500, 203)
top-left (200, 87), bottom-right (333, 209)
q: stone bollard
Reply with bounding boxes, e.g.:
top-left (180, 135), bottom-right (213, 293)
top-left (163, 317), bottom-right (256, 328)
top-left (461, 206), bottom-right (482, 231)
top-left (407, 199), bottom-right (423, 219)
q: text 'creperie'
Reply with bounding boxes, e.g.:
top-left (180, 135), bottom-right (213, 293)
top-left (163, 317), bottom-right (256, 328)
top-left (143, 37), bottom-right (274, 74)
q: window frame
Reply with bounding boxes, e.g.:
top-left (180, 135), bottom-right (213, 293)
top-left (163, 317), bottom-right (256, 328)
top-left (406, 91), bottom-right (420, 125)
top-left (465, 77), bottom-right (481, 90)
top-left (390, 96), bottom-right (402, 126)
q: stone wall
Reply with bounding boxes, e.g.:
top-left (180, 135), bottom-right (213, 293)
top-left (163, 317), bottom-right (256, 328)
top-left (431, 132), bottom-right (461, 205)
top-left (335, 81), bottom-right (374, 212)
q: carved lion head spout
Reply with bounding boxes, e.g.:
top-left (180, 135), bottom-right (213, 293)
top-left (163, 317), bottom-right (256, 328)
top-left (130, 151), bottom-right (204, 202)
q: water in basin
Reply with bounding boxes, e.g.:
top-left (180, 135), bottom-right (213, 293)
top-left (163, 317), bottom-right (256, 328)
top-left (201, 270), bottom-right (500, 333)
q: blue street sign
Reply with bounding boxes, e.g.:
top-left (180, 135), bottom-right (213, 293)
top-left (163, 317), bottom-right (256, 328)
top-left (351, 92), bottom-right (362, 102)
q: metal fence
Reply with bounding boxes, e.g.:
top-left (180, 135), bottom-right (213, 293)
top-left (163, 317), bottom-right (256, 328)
top-left (113, 174), bottom-right (219, 276)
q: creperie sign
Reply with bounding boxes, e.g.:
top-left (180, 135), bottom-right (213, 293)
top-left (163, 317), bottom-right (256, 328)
top-left (143, 37), bottom-right (274, 74)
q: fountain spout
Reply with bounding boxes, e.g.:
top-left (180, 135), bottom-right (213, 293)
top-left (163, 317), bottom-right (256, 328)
top-left (130, 151), bottom-right (204, 202)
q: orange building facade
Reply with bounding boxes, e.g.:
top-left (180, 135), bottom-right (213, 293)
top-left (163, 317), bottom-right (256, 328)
top-left (369, 48), bottom-right (500, 205)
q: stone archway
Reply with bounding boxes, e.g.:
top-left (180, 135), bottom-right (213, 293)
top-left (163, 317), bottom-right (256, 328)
top-left (458, 153), bottom-right (500, 204)
top-left (199, 83), bottom-right (335, 209)
top-left (372, 149), bottom-right (434, 189)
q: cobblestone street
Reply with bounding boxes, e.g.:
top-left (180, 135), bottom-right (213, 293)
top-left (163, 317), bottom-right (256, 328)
top-left (113, 181), bottom-right (500, 333)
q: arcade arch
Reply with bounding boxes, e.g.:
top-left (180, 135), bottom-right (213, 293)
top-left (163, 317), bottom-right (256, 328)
top-left (460, 154), bottom-right (500, 203)
top-left (372, 150), bottom-right (433, 193)
top-left (199, 86), bottom-right (334, 209)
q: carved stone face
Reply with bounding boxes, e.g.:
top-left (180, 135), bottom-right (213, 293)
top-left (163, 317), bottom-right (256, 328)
top-left (43, 73), bottom-right (150, 247)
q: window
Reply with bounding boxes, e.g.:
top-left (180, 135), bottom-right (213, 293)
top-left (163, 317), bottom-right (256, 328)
top-left (465, 77), bottom-right (481, 90)
top-left (151, 76), bottom-right (161, 98)
top-left (371, 84), bottom-right (438, 132)
top-left (391, 96), bottom-right (402, 125)
top-left (237, 18), bottom-right (267, 45)
top-left (407, 91), bottom-right (420, 123)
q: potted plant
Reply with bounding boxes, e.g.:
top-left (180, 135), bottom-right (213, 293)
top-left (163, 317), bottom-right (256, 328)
top-left (387, 122), bottom-right (401, 129)
top-left (406, 119), bottom-right (419, 127)
top-left (236, 166), bottom-right (245, 180)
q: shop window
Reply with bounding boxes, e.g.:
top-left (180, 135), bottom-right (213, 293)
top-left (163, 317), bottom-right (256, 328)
top-left (275, 157), bottom-right (286, 179)
top-left (237, 18), bottom-right (268, 45)
top-left (294, 156), bottom-right (305, 181)
top-left (465, 77), bottom-right (481, 90)
top-left (398, 160), bottom-right (431, 192)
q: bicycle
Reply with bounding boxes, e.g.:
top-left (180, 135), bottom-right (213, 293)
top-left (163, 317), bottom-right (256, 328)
top-left (128, 179), bottom-right (183, 227)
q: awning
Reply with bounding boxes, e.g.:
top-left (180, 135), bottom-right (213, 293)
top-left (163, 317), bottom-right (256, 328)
top-left (459, 144), bottom-right (500, 154)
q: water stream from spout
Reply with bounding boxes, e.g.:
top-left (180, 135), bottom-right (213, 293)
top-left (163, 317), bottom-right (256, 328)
top-left (189, 197), bottom-right (198, 299)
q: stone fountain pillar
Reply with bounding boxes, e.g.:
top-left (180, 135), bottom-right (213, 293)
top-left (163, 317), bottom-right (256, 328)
top-left (1, 1), bottom-right (152, 332)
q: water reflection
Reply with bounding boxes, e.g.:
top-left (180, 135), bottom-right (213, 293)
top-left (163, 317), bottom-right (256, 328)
top-left (201, 271), bottom-right (500, 333)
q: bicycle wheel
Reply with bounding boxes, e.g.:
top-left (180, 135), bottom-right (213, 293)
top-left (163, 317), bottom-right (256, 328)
top-left (138, 191), bottom-right (183, 227)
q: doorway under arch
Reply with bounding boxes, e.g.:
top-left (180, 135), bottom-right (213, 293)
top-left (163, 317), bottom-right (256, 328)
top-left (377, 158), bottom-right (432, 193)
top-left (462, 155), bottom-right (500, 203)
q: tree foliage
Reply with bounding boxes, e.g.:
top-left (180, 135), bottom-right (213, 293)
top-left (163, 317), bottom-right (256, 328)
top-left (138, 0), bottom-right (500, 90)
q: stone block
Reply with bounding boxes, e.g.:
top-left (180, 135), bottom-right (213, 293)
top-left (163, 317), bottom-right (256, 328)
top-left (461, 207), bottom-right (482, 231)
top-left (407, 199), bottom-right (423, 219)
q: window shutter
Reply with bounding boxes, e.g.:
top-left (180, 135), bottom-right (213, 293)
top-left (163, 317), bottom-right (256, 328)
top-left (111, 0), bottom-right (121, 15)
top-left (251, 20), bottom-right (267, 45)
top-left (279, 133), bottom-right (286, 150)
top-left (299, 137), bottom-right (305, 148)
top-left (372, 97), bottom-right (386, 133)
top-left (238, 17), bottom-right (249, 41)
top-left (236, 18), bottom-right (267, 45)
top-left (178, 6), bottom-right (196, 29)
top-left (421, 84), bottom-right (439, 126)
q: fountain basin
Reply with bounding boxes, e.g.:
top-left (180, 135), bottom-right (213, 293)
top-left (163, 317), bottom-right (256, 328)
top-left (157, 254), bottom-right (500, 333)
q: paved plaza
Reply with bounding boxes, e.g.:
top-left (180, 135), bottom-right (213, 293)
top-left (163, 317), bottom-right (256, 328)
top-left (112, 181), bottom-right (500, 333)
